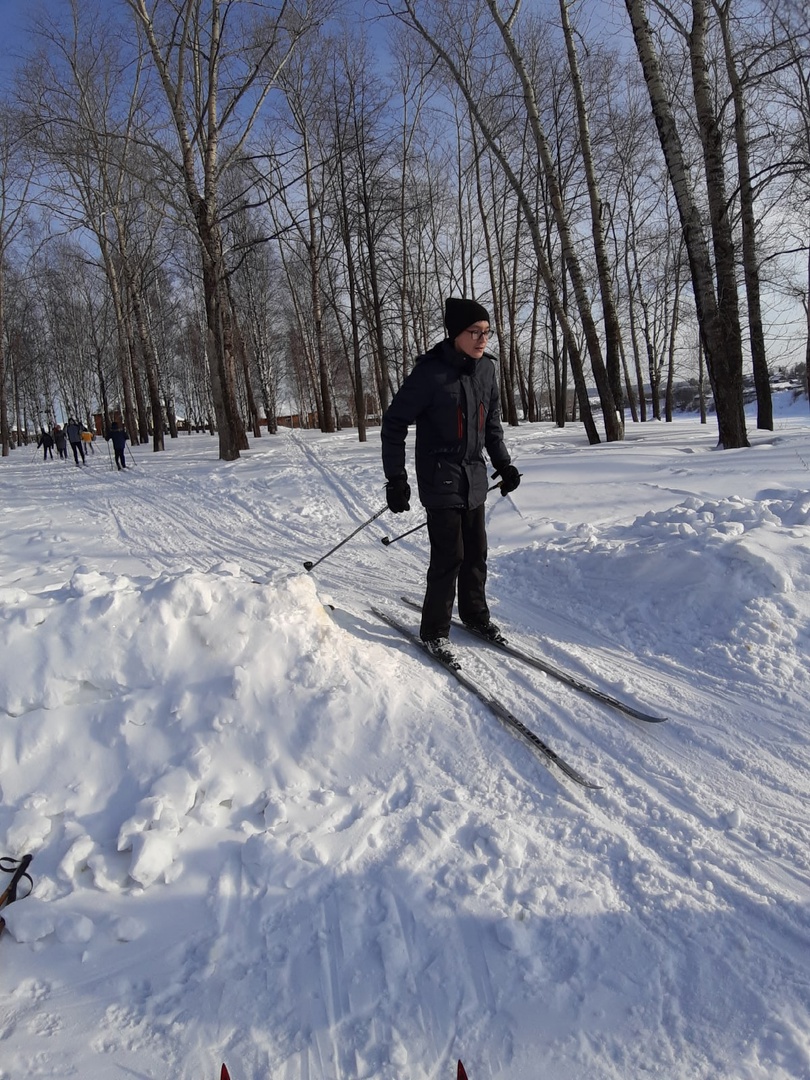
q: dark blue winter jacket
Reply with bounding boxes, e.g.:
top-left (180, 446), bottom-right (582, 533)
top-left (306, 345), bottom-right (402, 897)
top-left (106, 427), bottom-right (128, 452)
top-left (381, 340), bottom-right (512, 511)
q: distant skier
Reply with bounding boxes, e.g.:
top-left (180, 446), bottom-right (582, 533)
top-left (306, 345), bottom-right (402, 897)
top-left (105, 421), bottom-right (129, 470)
top-left (381, 296), bottom-right (520, 666)
top-left (64, 418), bottom-right (86, 466)
top-left (53, 425), bottom-right (68, 459)
top-left (37, 428), bottom-right (54, 461)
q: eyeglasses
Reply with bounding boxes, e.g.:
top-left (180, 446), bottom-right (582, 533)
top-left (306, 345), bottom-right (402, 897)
top-left (466, 328), bottom-right (491, 342)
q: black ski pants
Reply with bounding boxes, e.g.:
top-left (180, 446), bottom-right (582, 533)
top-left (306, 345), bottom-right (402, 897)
top-left (419, 503), bottom-right (489, 641)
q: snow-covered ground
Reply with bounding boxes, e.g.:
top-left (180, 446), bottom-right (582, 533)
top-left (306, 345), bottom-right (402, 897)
top-left (1, 395), bottom-right (809, 1080)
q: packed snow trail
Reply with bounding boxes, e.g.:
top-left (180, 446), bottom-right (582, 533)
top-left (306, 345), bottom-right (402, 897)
top-left (0, 415), bottom-right (809, 1078)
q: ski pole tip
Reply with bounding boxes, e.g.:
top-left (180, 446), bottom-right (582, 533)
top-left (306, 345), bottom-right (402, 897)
top-left (381, 537), bottom-right (391, 545)
top-left (303, 561), bottom-right (314, 572)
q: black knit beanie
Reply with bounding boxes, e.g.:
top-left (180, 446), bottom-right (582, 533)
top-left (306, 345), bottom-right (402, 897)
top-left (444, 297), bottom-right (490, 342)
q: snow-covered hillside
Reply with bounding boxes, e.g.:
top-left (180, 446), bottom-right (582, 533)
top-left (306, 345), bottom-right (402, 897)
top-left (1, 399), bottom-right (809, 1079)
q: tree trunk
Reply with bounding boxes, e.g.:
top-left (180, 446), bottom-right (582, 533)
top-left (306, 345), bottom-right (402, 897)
top-left (624, 0), bottom-right (748, 448)
top-left (0, 271), bottom-right (8, 456)
top-left (224, 274), bottom-right (261, 439)
top-left (301, 130), bottom-right (334, 434)
top-left (344, 216), bottom-right (368, 441)
top-left (399, 0), bottom-right (602, 444)
top-left (689, 0), bottom-right (749, 437)
top-left (129, 281), bottom-right (165, 451)
top-left (715, 0), bottom-right (772, 430)
top-left (559, 0), bottom-right (625, 431)
top-left (126, 0), bottom-right (309, 460)
top-left (471, 129), bottom-right (519, 426)
top-left (485, 0), bottom-right (622, 440)
top-left (197, 212), bottom-right (248, 460)
top-left (664, 244), bottom-right (684, 422)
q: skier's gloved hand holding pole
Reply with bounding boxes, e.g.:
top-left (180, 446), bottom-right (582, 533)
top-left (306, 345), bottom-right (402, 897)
top-left (381, 481), bottom-right (505, 547)
top-left (493, 463), bottom-right (521, 496)
top-left (385, 475), bottom-right (411, 514)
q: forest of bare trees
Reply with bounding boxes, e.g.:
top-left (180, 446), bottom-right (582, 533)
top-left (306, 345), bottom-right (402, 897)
top-left (0, 0), bottom-right (808, 460)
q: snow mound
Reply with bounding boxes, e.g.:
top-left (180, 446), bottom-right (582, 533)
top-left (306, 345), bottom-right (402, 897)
top-left (498, 492), bottom-right (810, 693)
top-left (0, 568), bottom-right (401, 897)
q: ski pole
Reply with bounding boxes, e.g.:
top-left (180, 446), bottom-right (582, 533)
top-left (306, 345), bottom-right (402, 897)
top-left (0, 853), bottom-right (33, 937)
top-left (303, 505), bottom-right (388, 571)
top-left (380, 482), bottom-right (504, 547)
top-left (381, 519), bottom-right (427, 546)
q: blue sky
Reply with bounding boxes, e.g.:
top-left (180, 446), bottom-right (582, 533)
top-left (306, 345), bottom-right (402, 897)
top-left (0, 0), bottom-right (37, 89)
top-left (0, 0), bottom-right (64, 90)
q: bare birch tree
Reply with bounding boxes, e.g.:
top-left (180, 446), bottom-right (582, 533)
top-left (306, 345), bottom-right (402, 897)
top-left (125, 0), bottom-right (329, 460)
top-left (0, 108), bottom-right (34, 456)
top-left (624, 0), bottom-right (749, 448)
top-left (713, 0), bottom-right (772, 429)
top-left (765, 0), bottom-right (810, 406)
top-left (386, 0), bottom-right (605, 443)
top-left (274, 42), bottom-right (336, 431)
top-left (18, 1), bottom-right (165, 446)
top-left (559, 0), bottom-right (626, 430)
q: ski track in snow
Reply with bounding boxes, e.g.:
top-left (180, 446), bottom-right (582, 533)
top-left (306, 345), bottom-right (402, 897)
top-left (1, 416), bottom-right (810, 1079)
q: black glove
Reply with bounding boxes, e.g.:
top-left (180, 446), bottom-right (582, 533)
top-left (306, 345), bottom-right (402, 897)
top-left (494, 463), bottom-right (521, 496)
top-left (386, 475), bottom-right (411, 514)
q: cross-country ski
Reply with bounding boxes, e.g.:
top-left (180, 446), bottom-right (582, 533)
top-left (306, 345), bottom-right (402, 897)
top-left (400, 596), bottom-right (668, 723)
top-left (371, 606), bottom-right (601, 790)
